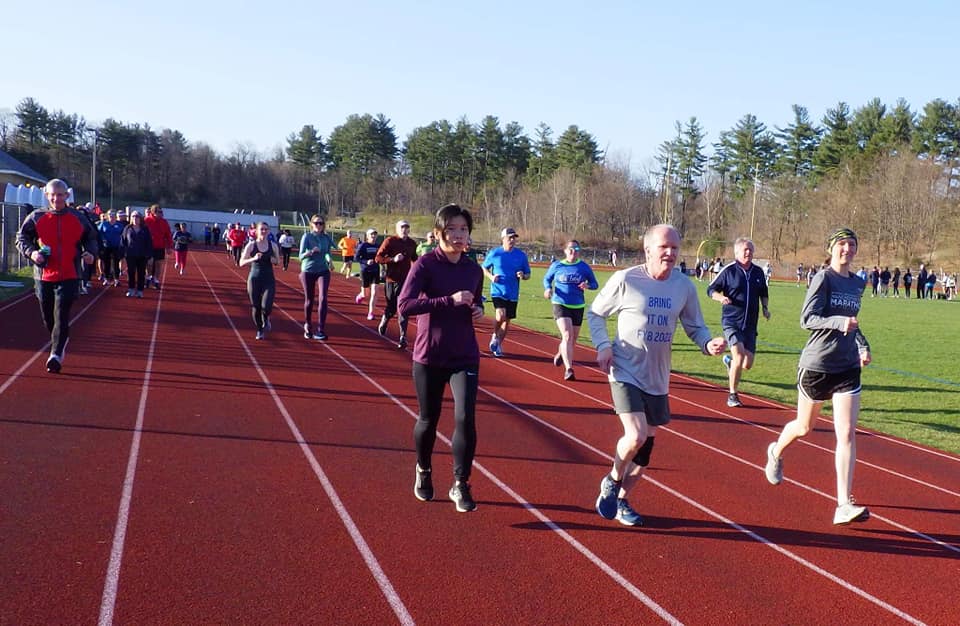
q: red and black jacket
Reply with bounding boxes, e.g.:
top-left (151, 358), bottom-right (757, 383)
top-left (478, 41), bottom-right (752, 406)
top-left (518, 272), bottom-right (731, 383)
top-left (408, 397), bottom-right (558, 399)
top-left (16, 207), bottom-right (99, 282)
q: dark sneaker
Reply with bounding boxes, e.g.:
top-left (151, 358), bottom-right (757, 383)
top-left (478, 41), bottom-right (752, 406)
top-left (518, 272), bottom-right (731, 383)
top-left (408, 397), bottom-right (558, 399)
top-left (764, 442), bottom-right (783, 485)
top-left (414, 465), bottom-right (433, 501)
top-left (45, 355), bottom-right (62, 374)
top-left (596, 474), bottom-right (619, 520)
top-left (377, 317), bottom-right (388, 336)
top-left (553, 353), bottom-right (563, 367)
top-left (315, 330), bottom-right (327, 341)
top-left (727, 392), bottom-right (743, 408)
top-left (255, 331), bottom-right (265, 340)
top-left (397, 335), bottom-right (407, 349)
top-left (449, 481), bottom-right (477, 512)
top-left (722, 354), bottom-right (732, 371)
top-left (615, 499), bottom-right (643, 527)
top-left (564, 368), bottom-right (575, 381)
top-left (489, 338), bottom-right (501, 357)
top-left (833, 499), bottom-right (869, 525)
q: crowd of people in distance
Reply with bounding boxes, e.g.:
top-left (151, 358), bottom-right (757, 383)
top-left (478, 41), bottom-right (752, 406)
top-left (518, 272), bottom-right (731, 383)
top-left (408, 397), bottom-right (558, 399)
top-left (19, 177), bottom-right (952, 526)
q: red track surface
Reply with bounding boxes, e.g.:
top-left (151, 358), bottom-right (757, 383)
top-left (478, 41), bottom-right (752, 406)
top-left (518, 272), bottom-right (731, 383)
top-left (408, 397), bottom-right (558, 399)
top-left (1, 248), bottom-right (957, 625)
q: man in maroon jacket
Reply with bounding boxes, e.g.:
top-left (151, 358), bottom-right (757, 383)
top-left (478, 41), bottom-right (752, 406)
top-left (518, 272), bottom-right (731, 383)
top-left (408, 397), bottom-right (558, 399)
top-left (17, 179), bottom-right (99, 373)
top-left (375, 219), bottom-right (418, 348)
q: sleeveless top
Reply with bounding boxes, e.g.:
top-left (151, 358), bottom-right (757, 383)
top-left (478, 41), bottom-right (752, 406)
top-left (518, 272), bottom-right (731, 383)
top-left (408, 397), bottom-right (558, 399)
top-left (248, 242), bottom-right (275, 281)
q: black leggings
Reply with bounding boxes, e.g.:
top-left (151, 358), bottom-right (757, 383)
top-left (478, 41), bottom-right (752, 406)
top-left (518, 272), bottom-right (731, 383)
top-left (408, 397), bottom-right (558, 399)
top-left (247, 276), bottom-right (276, 331)
top-left (383, 280), bottom-right (408, 336)
top-left (412, 361), bottom-right (479, 482)
top-left (231, 246), bottom-right (243, 266)
top-left (281, 247), bottom-right (293, 270)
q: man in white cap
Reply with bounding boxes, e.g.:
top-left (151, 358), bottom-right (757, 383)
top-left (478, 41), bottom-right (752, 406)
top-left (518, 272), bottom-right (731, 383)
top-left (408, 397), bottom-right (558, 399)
top-left (481, 227), bottom-right (531, 357)
top-left (375, 219), bottom-right (418, 348)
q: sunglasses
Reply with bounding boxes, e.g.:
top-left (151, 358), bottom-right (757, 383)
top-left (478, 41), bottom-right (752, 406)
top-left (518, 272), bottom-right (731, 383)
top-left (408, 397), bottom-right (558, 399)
top-left (312, 221), bottom-right (325, 225)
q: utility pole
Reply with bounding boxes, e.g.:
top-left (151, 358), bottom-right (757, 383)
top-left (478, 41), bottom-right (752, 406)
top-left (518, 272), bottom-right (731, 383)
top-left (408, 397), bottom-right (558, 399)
top-left (749, 162), bottom-right (759, 239)
top-left (90, 128), bottom-right (98, 208)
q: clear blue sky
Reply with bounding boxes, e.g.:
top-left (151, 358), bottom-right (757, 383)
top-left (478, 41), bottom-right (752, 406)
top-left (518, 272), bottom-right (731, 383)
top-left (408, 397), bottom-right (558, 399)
top-left (4, 0), bottom-right (956, 171)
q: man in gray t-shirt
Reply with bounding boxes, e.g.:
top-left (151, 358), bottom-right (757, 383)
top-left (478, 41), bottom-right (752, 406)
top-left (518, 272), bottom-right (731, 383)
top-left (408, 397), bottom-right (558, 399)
top-left (589, 224), bottom-right (725, 527)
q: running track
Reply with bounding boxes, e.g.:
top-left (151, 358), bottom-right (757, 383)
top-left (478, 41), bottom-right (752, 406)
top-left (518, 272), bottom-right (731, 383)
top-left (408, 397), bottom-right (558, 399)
top-left (1, 249), bottom-right (957, 625)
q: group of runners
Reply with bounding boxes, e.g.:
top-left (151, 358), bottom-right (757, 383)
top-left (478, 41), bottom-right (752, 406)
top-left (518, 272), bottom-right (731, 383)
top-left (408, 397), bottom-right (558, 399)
top-left (17, 179), bottom-right (873, 526)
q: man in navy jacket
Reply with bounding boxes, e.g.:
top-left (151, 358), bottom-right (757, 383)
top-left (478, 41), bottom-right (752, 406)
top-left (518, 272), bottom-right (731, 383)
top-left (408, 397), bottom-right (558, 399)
top-left (707, 237), bottom-right (770, 408)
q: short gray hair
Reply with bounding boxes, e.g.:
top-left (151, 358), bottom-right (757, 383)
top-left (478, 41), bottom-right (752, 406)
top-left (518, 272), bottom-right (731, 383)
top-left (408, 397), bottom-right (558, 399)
top-left (45, 179), bottom-right (68, 193)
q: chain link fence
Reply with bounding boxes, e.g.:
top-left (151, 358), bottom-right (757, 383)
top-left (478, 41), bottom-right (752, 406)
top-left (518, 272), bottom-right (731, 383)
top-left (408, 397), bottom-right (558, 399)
top-left (1, 202), bottom-right (29, 273)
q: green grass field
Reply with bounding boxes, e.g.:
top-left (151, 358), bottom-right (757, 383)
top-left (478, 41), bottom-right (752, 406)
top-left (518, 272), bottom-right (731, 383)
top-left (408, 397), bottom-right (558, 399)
top-left (0, 268), bottom-right (32, 301)
top-left (514, 265), bottom-right (960, 455)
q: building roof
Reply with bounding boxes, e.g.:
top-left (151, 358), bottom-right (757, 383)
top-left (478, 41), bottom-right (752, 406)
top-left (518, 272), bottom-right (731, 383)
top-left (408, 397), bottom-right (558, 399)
top-left (0, 149), bottom-right (47, 183)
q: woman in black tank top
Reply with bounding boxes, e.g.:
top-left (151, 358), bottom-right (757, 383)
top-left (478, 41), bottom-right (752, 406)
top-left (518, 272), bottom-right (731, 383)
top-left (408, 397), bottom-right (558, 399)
top-left (240, 222), bottom-right (281, 340)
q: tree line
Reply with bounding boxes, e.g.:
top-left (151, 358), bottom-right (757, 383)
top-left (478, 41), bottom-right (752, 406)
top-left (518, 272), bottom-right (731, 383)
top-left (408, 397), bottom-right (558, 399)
top-left (3, 96), bottom-right (958, 265)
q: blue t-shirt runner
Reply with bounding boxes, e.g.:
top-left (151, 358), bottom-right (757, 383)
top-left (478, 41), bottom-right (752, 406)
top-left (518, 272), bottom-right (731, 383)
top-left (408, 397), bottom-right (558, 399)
top-left (481, 227), bottom-right (531, 357)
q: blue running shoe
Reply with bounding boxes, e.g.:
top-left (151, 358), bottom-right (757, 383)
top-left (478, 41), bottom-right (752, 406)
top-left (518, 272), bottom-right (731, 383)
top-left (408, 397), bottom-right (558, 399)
top-left (722, 354), bottom-right (732, 371)
top-left (616, 498), bottom-right (643, 527)
top-left (596, 474), bottom-right (619, 520)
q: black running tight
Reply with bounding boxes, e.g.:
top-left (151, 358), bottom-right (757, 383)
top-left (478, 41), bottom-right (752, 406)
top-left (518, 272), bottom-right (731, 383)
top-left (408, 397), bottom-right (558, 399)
top-left (412, 361), bottom-right (479, 482)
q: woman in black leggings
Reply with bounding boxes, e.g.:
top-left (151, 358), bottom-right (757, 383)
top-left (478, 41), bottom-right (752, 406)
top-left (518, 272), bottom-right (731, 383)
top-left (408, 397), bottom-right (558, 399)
top-left (239, 222), bottom-right (280, 340)
top-left (398, 204), bottom-right (485, 513)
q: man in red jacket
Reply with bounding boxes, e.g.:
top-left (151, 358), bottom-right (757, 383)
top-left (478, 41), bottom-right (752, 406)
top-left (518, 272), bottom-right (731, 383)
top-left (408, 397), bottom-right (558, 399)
top-left (375, 219), bottom-right (418, 348)
top-left (16, 179), bottom-right (99, 373)
top-left (144, 204), bottom-right (173, 289)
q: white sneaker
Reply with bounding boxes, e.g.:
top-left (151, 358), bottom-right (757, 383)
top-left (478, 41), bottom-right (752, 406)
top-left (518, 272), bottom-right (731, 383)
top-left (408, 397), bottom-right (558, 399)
top-left (833, 499), bottom-right (869, 525)
top-left (126, 289), bottom-right (134, 297)
top-left (764, 442), bottom-right (783, 485)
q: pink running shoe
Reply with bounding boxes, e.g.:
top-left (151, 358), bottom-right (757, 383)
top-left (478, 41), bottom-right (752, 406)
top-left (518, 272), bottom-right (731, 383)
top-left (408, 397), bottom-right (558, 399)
top-left (367, 313), bottom-right (374, 320)
top-left (355, 294), bottom-right (365, 304)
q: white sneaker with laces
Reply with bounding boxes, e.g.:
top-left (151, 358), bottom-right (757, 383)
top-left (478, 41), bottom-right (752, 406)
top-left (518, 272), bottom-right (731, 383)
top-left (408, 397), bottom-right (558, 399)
top-left (833, 499), bottom-right (869, 525)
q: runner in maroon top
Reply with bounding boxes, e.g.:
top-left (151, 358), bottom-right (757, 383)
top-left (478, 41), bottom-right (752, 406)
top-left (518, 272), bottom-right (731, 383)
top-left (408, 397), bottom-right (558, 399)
top-left (398, 204), bottom-right (484, 513)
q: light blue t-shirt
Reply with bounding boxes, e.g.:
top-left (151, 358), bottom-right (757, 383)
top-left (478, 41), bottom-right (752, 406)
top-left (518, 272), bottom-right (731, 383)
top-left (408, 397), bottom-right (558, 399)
top-left (483, 246), bottom-right (531, 301)
top-left (543, 259), bottom-right (598, 308)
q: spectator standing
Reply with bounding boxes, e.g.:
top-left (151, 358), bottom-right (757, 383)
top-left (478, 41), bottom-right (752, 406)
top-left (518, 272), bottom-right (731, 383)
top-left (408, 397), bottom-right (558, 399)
top-left (903, 268), bottom-right (913, 298)
top-left (481, 227), bottom-right (531, 358)
top-left (917, 264), bottom-right (928, 299)
top-left (203, 223), bottom-right (212, 246)
top-left (16, 179), bottom-right (99, 373)
top-left (796, 263), bottom-right (804, 287)
top-left (211, 223), bottom-right (221, 249)
top-left (879, 267), bottom-right (891, 297)
top-left (892, 267), bottom-right (901, 297)
top-left (375, 220), bottom-right (419, 349)
top-left (925, 269), bottom-right (937, 299)
top-left (869, 266), bottom-right (880, 297)
top-left (707, 237), bottom-right (771, 408)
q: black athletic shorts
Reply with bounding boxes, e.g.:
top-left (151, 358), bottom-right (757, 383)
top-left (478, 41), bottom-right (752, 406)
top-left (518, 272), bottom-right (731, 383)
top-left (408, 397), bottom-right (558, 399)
top-left (491, 297), bottom-right (518, 319)
top-left (152, 248), bottom-right (166, 261)
top-left (361, 270), bottom-right (382, 288)
top-left (797, 367), bottom-right (861, 402)
top-left (552, 304), bottom-right (585, 326)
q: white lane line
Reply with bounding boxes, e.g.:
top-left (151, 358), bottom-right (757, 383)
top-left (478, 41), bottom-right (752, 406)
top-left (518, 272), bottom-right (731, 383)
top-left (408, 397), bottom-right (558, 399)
top-left (196, 261), bottom-right (415, 626)
top-left (0, 288), bottom-right (108, 397)
top-left (0, 290), bottom-right (32, 313)
top-left (98, 282), bottom-right (166, 626)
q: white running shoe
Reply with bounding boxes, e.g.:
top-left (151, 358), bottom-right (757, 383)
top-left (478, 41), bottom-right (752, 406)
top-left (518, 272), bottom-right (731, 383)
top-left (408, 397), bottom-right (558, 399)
top-left (764, 442), bottom-right (783, 485)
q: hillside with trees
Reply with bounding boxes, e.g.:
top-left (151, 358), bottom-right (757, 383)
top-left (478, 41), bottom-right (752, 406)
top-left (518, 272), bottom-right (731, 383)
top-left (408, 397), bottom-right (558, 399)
top-left (2, 96), bottom-right (957, 267)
